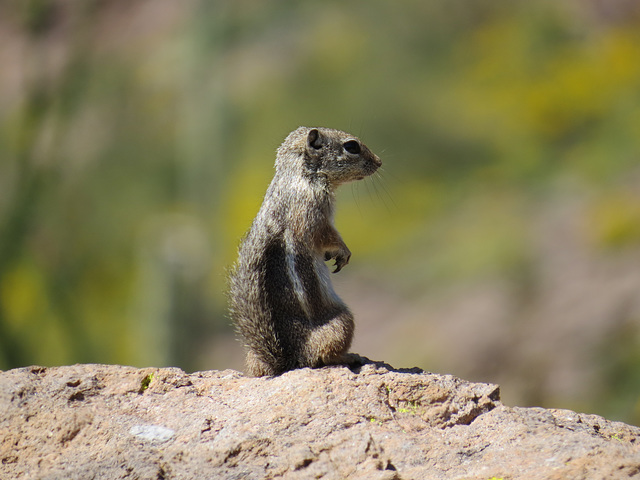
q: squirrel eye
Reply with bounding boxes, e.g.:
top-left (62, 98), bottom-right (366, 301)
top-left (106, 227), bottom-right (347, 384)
top-left (343, 140), bottom-right (361, 155)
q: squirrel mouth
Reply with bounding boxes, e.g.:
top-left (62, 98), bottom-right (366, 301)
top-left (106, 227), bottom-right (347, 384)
top-left (363, 163), bottom-right (381, 178)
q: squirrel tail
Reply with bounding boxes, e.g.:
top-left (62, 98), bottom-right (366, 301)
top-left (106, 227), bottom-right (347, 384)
top-left (228, 263), bottom-right (287, 376)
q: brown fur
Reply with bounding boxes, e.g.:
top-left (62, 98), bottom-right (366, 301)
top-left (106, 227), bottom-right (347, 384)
top-left (228, 127), bottom-right (381, 376)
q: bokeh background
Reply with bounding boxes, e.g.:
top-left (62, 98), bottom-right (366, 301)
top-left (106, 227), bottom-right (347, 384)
top-left (2, 0), bottom-right (640, 425)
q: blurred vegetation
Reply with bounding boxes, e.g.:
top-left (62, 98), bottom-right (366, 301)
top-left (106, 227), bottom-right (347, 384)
top-left (1, 0), bottom-right (640, 424)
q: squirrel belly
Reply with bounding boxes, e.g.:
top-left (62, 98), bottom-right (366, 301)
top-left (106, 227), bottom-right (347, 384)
top-left (229, 126), bottom-right (381, 376)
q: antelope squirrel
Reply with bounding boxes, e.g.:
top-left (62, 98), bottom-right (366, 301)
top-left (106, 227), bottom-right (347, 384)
top-left (229, 126), bottom-right (382, 376)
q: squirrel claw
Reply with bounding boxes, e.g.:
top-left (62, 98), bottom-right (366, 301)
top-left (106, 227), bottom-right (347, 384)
top-left (333, 254), bottom-right (350, 273)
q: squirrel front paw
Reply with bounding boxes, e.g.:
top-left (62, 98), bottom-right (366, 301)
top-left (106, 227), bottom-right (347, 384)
top-left (324, 246), bottom-right (351, 273)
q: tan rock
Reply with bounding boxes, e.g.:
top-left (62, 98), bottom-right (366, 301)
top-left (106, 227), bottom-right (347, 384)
top-left (1, 361), bottom-right (638, 479)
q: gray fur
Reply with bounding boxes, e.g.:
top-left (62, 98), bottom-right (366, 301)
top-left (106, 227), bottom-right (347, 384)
top-left (229, 127), bottom-right (382, 376)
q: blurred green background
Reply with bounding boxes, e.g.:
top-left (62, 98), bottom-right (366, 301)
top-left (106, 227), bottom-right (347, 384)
top-left (2, 0), bottom-right (640, 425)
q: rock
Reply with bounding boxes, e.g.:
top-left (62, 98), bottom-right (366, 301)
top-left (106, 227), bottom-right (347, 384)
top-left (1, 361), bottom-right (638, 479)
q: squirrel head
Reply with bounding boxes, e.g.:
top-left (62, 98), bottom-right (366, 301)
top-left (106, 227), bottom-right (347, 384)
top-left (276, 127), bottom-right (381, 188)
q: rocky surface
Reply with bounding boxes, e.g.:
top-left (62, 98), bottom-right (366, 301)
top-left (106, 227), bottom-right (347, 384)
top-left (1, 361), bottom-right (639, 480)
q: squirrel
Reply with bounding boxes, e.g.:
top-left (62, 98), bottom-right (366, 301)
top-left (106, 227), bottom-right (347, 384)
top-left (228, 126), bottom-right (382, 376)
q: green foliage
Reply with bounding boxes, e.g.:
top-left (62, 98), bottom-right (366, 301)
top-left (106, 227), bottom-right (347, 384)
top-left (1, 0), bottom-right (640, 424)
top-left (595, 320), bottom-right (640, 426)
top-left (589, 192), bottom-right (640, 249)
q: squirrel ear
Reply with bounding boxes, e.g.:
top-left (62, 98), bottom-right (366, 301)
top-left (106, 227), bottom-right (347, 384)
top-left (307, 129), bottom-right (323, 150)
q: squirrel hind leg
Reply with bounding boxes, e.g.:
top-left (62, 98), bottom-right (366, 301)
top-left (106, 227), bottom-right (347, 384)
top-left (305, 308), bottom-right (355, 368)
